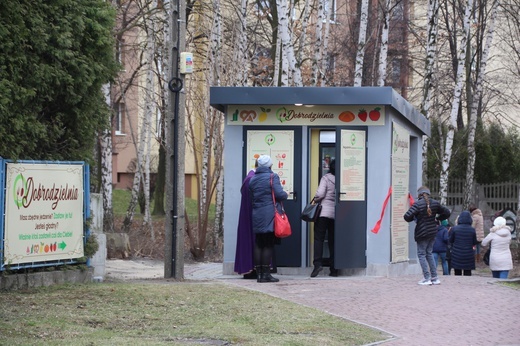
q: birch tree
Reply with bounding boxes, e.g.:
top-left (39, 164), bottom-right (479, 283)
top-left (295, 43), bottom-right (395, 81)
top-left (320, 0), bottom-right (332, 86)
top-left (311, 0), bottom-right (325, 85)
top-left (100, 84), bottom-right (114, 234)
top-left (463, 0), bottom-right (499, 206)
top-left (276, 0), bottom-right (302, 85)
top-left (439, 0), bottom-right (473, 205)
top-left (234, 0), bottom-right (249, 86)
top-left (210, 0), bottom-right (225, 244)
top-left (140, 0), bottom-right (157, 239)
top-left (354, 0), bottom-right (370, 86)
top-left (420, 0), bottom-right (440, 180)
top-left (377, 0), bottom-right (392, 87)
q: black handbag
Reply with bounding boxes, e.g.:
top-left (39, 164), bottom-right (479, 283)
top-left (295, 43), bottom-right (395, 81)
top-left (483, 246), bottom-right (491, 266)
top-left (301, 199), bottom-right (322, 222)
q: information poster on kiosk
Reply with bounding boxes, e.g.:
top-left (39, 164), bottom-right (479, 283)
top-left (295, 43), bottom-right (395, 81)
top-left (339, 130), bottom-right (366, 201)
top-left (3, 163), bottom-right (85, 264)
top-left (246, 130), bottom-right (294, 199)
top-left (391, 122), bottom-right (410, 263)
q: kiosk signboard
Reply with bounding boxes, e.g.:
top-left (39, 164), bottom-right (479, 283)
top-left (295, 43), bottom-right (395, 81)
top-left (391, 122), bottom-right (411, 263)
top-left (3, 162), bottom-right (85, 265)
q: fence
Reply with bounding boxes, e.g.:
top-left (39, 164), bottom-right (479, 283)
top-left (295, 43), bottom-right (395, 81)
top-left (425, 179), bottom-right (519, 213)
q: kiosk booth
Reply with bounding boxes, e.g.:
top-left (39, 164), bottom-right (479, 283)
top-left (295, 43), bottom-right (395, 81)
top-left (210, 87), bottom-right (430, 277)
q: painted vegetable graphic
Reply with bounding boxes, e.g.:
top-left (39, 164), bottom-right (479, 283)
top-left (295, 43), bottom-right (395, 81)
top-left (358, 109), bottom-right (367, 122)
top-left (369, 107), bottom-right (381, 121)
top-left (338, 111), bottom-right (355, 122)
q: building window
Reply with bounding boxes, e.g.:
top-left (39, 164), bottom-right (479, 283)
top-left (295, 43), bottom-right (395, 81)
top-left (116, 38), bottom-right (125, 69)
top-left (325, 0), bottom-right (337, 22)
top-left (115, 102), bottom-right (124, 135)
top-left (391, 58), bottom-right (401, 85)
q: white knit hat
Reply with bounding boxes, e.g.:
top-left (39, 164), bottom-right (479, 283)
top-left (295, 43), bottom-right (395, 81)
top-left (493, 216), bottom-right (506, 227)
top-left (257, 155), bottom-right (272, 168)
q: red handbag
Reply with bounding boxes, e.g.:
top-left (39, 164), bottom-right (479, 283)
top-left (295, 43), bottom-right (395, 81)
top-left (271, 175), bottom-right (292, 238)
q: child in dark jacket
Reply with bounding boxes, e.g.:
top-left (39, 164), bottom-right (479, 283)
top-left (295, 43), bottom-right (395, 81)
top-left (433, 220), bottom-right (450, 275)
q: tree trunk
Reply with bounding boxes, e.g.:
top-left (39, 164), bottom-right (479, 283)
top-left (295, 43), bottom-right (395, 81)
top-left (420, 0), bottom-right (439, 182)
top-left (320, 0), bottom-right (332, 86)
top-left (377, 0), bottom-right (391, 87)
top-left (311, 0), bottom-right (325, 86)
top-left (354, 0), bottom-right (369, 86)
top-left (463, 0), bottom-right (499, 207)
top-left (439, 0), bottom-right (473, 205)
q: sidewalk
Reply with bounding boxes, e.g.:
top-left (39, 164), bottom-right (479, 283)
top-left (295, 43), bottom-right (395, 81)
top-left (106, 259), bottom-right (520, 346)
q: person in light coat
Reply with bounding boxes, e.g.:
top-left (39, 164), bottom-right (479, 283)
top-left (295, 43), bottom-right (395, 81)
top-left (481, 216), bottom-right (513, 279)
top-left (311, 159), bottom-right (336, 277)
top-left (469, 203), bottom-right (485, 262)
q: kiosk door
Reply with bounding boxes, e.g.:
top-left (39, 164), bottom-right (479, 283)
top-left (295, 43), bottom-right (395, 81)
top-left (334, 127), bottom-right (367, 268)
top-left (244, 127), bottom-right (302, 267)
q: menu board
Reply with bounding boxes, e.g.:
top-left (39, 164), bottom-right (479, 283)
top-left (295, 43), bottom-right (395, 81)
top-left (246, 130), bottom-right (294, 199)
top-left (339, 130), bottom-right (366, 201)
top-left (391, 122), bottom-right (410, 263)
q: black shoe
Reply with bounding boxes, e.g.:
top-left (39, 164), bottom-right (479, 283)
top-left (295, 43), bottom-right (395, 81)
top-left (258, 265), bottom-right (279, 283)
top-left (329, 270), bottom-right (338, 277)
top-left (242, 270), bottom-right (257, 280)
top-left (310, 266), bottom-right (323, 278)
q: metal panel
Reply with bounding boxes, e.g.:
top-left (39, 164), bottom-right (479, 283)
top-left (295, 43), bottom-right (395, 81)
top-left (334, 127), bottom-right (367, 269)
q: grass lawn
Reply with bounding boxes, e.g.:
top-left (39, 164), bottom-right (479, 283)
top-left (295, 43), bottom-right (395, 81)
top-left (0, 282), bottom-right (390, 345)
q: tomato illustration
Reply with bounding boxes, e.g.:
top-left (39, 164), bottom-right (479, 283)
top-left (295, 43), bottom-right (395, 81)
top-left (358, 109), bottom-right (367, 122)
top-left (369, 107), bottom-right (381, 121)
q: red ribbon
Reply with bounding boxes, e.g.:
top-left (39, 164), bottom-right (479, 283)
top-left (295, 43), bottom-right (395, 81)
top-left (371, 187), bottom-right (392, 234)
top-left (408, 193), bottom-right (415, 206)
top-left (371, 188), bottom-right (416, 234)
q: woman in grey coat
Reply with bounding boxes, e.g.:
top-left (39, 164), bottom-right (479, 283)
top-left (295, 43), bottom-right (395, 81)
top-left (249, 155), bottom-right (288, 283)
top-left (311, 160), bottom-right (336, 277)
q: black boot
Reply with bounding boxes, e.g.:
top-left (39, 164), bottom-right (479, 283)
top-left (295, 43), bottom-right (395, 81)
top-left (258, 265), bottom-right (279, 283)
top-left (243, 269), bottom-right (258, 279)
top-left (255, 266), bottom-right (263, 283)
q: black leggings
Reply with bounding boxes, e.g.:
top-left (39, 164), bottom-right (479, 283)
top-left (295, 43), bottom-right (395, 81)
top-left (254, 233), bottom-right (276, 267)
top-left (454, 269), bottom-right (472, 276)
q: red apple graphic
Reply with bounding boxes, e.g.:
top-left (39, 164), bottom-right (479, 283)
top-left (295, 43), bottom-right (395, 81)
top-left (369, 107), bottom-right (381, 121)
top-left (358, 109), bottom-right (367, 122)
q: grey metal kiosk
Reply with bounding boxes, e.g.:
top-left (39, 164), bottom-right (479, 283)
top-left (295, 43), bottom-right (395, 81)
top-left (210, 87), bottom-right (430, 277)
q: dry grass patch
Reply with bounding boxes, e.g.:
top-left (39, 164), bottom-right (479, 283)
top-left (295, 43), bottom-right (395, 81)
top-left (0, 281), bottom-right (391, 345)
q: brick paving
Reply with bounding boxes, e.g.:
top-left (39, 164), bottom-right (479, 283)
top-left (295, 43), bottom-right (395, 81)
top-left (109, 260), bottom-right (520, 345)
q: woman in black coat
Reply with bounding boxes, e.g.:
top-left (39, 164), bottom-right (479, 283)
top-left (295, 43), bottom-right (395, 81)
top-left (449, 210), bottom-right (478, 276)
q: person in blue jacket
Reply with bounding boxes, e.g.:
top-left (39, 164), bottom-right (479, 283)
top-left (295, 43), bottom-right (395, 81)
top-left (249, 155), bottom-right (288, 283)
top-left (449, 210), bottom-right (477, 276)
top-left (433, 219), bottom-right (450, 275)
top-left (404, 186), bottom-right (451, 285)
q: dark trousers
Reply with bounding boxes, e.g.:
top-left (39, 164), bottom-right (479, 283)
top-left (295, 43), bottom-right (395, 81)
top-left (454, 269), bottom-right (472, 276)
top-left (313, 217), bottom-right (335, 269)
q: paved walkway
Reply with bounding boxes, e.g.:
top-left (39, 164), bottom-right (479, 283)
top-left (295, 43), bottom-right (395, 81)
top-left (106, 260), bottom-right (520, 346)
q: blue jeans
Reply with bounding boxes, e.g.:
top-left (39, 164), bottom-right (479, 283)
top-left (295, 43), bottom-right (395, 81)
top-left (433, 252), bottom-right (449, 275)
top-left (417, 238), bottom-right (437, 280)
top-left (492, 270), bottom-right (509, 279)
